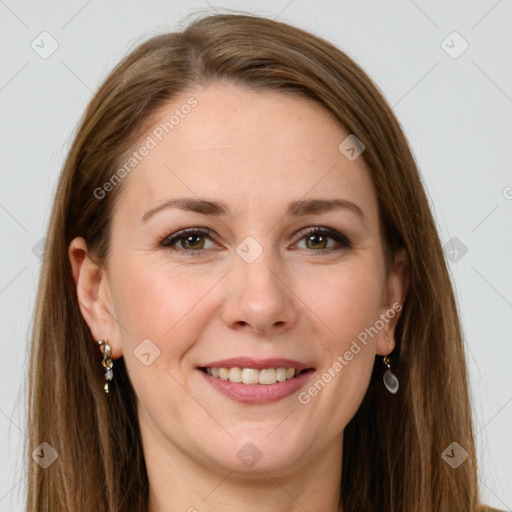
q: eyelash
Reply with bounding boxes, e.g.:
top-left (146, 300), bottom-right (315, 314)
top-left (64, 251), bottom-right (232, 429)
top-left (159, 226), bottom-right (352, 256)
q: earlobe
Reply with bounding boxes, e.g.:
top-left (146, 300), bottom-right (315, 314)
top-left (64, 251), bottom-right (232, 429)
top-left (68, 237), bottom-right (122, 358)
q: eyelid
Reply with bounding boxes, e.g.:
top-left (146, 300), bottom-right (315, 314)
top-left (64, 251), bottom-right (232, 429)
top-left (293, 226), bottom-right (353, 252)
top-left (159, 227), bottom-right (218, 249)
top-left (159, 225), bottom-right (352, 253)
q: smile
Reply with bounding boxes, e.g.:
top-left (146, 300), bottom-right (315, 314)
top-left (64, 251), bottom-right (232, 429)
top-left (200, 366), bottom-right (303, 384)
top-left (197, 365), bottom-right (315, 405)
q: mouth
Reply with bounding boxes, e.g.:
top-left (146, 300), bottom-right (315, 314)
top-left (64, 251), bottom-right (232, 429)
top-left (198, 366), bottom-right (314, 385)
top-left (196, 357), bottom-right (315, 405)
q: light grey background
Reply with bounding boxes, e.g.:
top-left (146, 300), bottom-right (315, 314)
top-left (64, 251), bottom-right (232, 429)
top-left (1, 1), bottom-right (511, 510)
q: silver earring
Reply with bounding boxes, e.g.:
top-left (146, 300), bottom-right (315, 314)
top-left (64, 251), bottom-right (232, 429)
top-left (382, 355), bottom-right (399, 394)
top-left (382, 332), bottom-right (399, 394)
top-left (97, 339), bottom-right (113, 394)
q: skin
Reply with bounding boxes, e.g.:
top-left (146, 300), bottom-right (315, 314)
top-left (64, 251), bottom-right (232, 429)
top-left (69, 81), bottom-right (408, 512)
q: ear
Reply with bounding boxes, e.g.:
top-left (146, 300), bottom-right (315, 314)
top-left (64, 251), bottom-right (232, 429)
top-left (376, 246), bottom-right (409, 356)
top-left (68, 236), bottom-right (123, 358)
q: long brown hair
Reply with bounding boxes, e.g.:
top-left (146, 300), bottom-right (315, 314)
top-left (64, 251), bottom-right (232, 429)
top-left (26, 11), bottom-right (482, 512)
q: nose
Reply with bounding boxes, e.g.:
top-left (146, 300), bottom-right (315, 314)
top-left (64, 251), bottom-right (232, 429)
top-left (220, 244), bottom-right (299, 336)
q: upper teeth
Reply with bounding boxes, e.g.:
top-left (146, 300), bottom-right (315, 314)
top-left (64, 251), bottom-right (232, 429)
top-left (205, 367), bottom-right (302, 385)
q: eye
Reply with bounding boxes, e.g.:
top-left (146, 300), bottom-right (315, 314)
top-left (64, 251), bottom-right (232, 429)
top-left (160, 226), bottom-right (352, 256)
top-left (159, 227), bottom-right (217, 255)
top-left (293, 227), bottom-right (352, 253)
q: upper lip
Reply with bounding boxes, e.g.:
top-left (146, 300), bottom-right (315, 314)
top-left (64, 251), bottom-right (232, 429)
top-left (199, 357), bottom-right (314, 371)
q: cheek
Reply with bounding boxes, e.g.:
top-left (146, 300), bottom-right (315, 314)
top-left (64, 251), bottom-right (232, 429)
top-left (295, 259), bottom-right (384, 347)
top-left (110, 257), bottom-right (223, 358)
top-left (292, 262), bottom-right (383, 417)
top-left (108, 259), bottom-right (223, 410)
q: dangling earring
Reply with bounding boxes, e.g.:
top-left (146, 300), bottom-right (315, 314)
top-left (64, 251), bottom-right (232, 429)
top-left (97, 339), bottom-right (113, 394)
top-left (382, 356), bottom-right (399, 394)
top-left (382, 333), bottom-right (399, 394)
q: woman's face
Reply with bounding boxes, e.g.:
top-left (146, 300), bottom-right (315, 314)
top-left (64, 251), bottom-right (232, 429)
top-left (71, 82), bottom-right (407, 477)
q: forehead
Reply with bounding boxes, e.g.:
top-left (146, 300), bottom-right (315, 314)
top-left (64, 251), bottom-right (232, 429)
top-left (113, 82), bottom-right (379, 226)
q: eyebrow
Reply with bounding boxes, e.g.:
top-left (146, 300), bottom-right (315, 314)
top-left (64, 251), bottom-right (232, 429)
top-left (142, 197), bottom-right (367, 224)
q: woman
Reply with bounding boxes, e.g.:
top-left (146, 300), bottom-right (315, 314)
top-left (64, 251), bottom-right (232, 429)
top-left (25, 12), bottom-right (503, 512)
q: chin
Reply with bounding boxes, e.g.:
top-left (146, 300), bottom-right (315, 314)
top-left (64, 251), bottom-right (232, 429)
top-left (198, 431), bottom-right (309, 476)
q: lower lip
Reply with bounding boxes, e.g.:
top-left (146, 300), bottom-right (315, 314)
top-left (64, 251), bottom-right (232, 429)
top-left (198, 368), bottom-right (315, 405)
